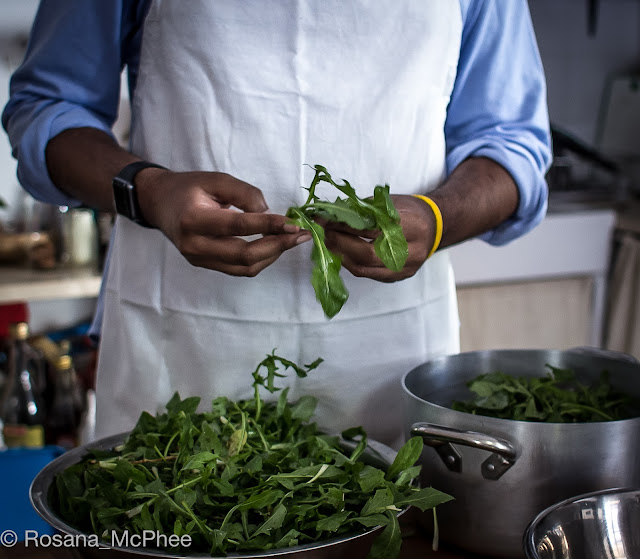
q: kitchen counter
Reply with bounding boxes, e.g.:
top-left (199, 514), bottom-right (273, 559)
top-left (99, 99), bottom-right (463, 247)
top-left (0, 265), bottom-right (101, 304)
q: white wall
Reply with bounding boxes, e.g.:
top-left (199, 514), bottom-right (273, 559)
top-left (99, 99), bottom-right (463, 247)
top-left (3, 1), bottom-right (640, 215)
top-left (0, 0), bottom-right (40, 226)
top-left (529, 0), bottom-right (640, 146)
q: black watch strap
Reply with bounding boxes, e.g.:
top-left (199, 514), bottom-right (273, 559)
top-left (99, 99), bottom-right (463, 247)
top-left (112, 161), bottom-right (166, 228)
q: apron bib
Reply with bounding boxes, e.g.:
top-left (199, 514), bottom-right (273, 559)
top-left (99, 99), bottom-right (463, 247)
top-left (95, 1), bottom-right (462, 447)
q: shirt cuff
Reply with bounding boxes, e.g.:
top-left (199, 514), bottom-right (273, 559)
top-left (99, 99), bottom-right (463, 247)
top-left (447, 139), bottom-right (549, 246)
top-left (14, 102), bottom-right (115, 207)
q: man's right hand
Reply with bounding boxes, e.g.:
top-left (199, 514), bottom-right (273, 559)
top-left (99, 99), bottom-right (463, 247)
top-left (45, 128), bottom-right (309, 276)
top-left (136, 168), bottom-right (310, 276)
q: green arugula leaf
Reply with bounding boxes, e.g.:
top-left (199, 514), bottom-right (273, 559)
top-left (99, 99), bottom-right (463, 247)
top-left (385, 436), bottom-right (424, 481)
top-left (251, 503), bottom-right (288, 538)
top-left (315, 511), bottom-right (353, 532)
top-left (308, 199), bottom-right (375, 230)
top-left (366, 510), bottom-right (402, 559)
top-left (358, 465), bottom-right (386, 493)
top-left (392, 487), bottom-right (454, 511)
top-left (360, 488), bottom-right (395, 516)
top-left (287, 207), bottom-right (348, 318)
top-left (287, 165), bottom-right (408, 318)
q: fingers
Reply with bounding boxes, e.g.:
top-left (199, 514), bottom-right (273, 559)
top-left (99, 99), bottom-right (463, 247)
top-left (189, 207), bottom-right (299, 237)
top-left (324, 195), bottom-right (436, 282)
top-left (180, 229), bottom-right (311, 276)
top-left (325, 231), bottom-right (409, 282)
top-left (322, 220), bottom-right (380, 239)
top-left (140, 170), bottom-right (313, 276)
top-left (325, 230), bottom-right (382, 267)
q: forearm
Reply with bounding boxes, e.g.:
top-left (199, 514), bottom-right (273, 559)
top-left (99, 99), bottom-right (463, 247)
top-left (45, 127), bottom-right (141, 211)
top-left (428, 157), bottom-right (519, 250)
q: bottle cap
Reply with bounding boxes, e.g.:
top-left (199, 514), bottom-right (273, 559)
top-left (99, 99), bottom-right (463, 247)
top-left (57, 355), bottom-right (72, 370)
top-left (24, 425), bottom-right (44, 448)
top-left (9, 322), bottom-right (29, 340)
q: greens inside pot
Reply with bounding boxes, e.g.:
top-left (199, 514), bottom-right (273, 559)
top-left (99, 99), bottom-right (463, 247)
top-left (51, 352), bottom-right (452, 558)
top-left (451, 365), bottom-right (638, 422)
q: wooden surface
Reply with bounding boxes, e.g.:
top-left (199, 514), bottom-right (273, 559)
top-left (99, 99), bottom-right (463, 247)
top-left (0, 511), bottom-right (481, 559)
top-left (1, 538), bottom-right (479, 559)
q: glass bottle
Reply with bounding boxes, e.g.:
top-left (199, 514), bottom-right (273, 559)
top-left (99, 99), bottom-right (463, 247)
top-left (48, 354), bottom-right (84, 449)
top-left (0, 322), bottom-right (46, 448)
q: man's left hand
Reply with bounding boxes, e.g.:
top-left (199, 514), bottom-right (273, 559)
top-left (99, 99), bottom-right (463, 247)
top-left (323, 194), bottom-right (437, 282)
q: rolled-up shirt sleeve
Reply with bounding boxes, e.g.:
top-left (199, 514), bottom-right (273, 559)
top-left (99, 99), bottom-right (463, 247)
top-left (1, 1), bottom-right (140, 207)
top-left (447, 0), bottom-right (552, 245)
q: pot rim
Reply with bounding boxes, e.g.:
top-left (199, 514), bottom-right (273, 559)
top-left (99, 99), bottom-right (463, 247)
top-left (401, 348), bottom-right (640, 426)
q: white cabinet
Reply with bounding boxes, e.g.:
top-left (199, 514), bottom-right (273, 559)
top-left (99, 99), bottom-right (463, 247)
top-left (448, 208), bottom-right (617, 351)
top-left (456, 277), bottom-right (594, 352)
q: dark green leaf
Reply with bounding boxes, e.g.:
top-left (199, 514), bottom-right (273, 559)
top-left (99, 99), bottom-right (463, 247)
top-left (287, 165), bottom-right (407, 318)
top-left (366, 510), bottom-right (401, 559)
top-left (291, 395), bottom-right (318, 421)
top-left (393, 487), bottom-right (454, 511)
top-left (385, 437), bottom-right (423, 481)
top-left (358, 465), bottom-right (386, 493)
top-left (315, 511), bottom-right (352, 532)
top-left (361, 488), bottom-right (394, 516)
top-left (166, 393), bottom-right (201, 415)
top-left (251, 503), bottom-right (288, 538)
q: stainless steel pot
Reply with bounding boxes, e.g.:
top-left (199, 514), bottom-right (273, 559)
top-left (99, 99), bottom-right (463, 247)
top-left (30, 433), bottom-right (399, 559)
top-left (523, 487), bottom-right (640, 559)
top-left (401, 349), bottom-right (640, 559)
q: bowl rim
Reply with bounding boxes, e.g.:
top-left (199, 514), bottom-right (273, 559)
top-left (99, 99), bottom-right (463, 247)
top-left (30, 431), bottom-right (402, 558)
top-left (522, 486), bottom-right (640, 558)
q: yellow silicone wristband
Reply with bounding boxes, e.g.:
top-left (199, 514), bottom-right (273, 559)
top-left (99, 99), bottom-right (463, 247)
top-left (412, 194), bottom-right (443, 259)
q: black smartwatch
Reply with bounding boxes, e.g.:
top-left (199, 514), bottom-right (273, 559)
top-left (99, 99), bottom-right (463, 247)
top-left (112, 161), bottom-right (166, 228)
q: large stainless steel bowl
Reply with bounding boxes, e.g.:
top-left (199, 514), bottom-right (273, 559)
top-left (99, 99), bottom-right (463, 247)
top-left (30, 432), bottom-right (400, 559)
top-left (523, 488), bottom-right (640, 559)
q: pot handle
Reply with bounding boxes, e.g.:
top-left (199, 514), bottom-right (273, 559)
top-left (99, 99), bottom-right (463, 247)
top-left (411, 422), bottom-right (518, 480)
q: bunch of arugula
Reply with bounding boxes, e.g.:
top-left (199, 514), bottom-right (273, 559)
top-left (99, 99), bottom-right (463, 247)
top-left (451, 365), bottom-right (637, 422)
top-left (286, 165), bottom-right (408, 318)
top-left (52, 353), bottom-right (451, 558)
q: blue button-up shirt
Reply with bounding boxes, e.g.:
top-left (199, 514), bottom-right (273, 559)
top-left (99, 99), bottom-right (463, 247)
top-left (2, 0), bottom-right (551, 335)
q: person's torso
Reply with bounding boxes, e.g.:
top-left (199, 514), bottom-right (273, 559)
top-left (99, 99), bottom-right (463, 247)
top-left (109, 0), bottom-right (463, 323)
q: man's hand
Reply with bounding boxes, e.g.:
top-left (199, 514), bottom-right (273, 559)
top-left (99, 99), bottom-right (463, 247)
top-left (323, 194), bottom-right (436, 283)
top-left (322, 157), bottom-right (520, 283)
top-left (136, 168), bottom-right (310, 276)
top-left (45, 128), bottom-right (311, 277)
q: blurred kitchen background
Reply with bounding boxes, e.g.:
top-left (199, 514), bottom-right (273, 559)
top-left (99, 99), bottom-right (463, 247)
top-left (0, 0), bottom-right (639, 457)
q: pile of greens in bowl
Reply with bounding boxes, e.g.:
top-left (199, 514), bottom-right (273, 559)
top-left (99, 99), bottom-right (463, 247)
top-left (52, 352), bottom-right (451, 558)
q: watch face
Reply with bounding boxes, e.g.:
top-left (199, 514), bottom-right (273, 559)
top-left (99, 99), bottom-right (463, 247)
top-left (113, 161), bottom-right (164, 228)
top-left (113, 177), bottom-right (137, 220)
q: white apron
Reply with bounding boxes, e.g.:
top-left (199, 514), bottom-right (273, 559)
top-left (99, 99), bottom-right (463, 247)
top-left (95, 0), bottom-right (462, 448)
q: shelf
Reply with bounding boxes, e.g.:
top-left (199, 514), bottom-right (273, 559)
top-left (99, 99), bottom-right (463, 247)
top-left (0, 265), bottom-right (101, 304)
